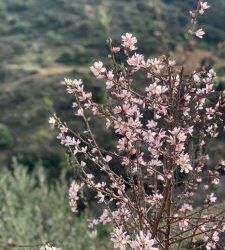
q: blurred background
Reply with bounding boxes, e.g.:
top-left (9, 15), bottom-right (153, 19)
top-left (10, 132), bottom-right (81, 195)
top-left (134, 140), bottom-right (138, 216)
top-left (0, 0), bottom-right (225, 249)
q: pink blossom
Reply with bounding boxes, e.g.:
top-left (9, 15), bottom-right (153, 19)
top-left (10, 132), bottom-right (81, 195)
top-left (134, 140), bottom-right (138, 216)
top-left (206, 193), bottom-right (217, 204)
top-left (90, 61), bottom-right (106, 79)
top-left (179, 218), bottom-right (189, 231)
top-left (204, 231), bottom-right (219, 249)
top-left (103, 155), bottom-right (112, 162)
top-left (147, 58), bottom-right (164, 74)
top-left (121, 33), bottom-right (137, 51)
top-left (193, 72), bottom-right (201, 83)
top-left (68, 181), bottom-right (83, 213)
top-left (212, 178), bottom-right (220, 185)
top-left (98, 209), bottom-right (111, 224)
top-left (177, 153), bottom-right (193, 173)
top-left (111, 228), bottom-right (130, 250)
top-left (76, 108), bottom-right (84, 116)
top-left (113, 106), bottom-right (122, 114)
top-left (195, 28), bottom-right (205, 39)
top-left (121, 157), bottom-right (130, 166)
top-left (48, 117), bottom-right (56, 127)
top-left (127, 53), bottom-right (144, 68)
top-left (148, 193), bottom-right (163, 207)
top-left (199, 2), bottom-right (210, 15)
top-left (146, 82), bottom-right (167, 96)
top-left (130, 231), bottom-right (158, 250)
top-left (106, 70), bottom-right (115, 89)
top-left (179, 203), bottom-right (193, 212)
top-left (39, 245), bottom-right (61, 250)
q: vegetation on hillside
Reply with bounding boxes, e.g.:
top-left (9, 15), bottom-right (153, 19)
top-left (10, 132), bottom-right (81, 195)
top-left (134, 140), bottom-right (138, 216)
top-left (0, 160), bottom-right (111, 250)
top-left (0, 0), bottom-right (225, 173)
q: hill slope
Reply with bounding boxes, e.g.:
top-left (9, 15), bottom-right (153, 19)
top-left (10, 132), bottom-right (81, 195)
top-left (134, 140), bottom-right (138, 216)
top-left (0, 0), bottom-right (225, 171)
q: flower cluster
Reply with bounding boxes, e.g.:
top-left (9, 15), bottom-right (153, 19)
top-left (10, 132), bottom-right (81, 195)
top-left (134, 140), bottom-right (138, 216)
top-left (68, 181), bottom-right (83, 213)
top-left (39, 244), bottom-right (60, 250)
top-left (111, 229), bottom-right (158, 250)
top-left (189, 1), bottom-right (210, 39)
top-left (52, 1), bottom-right (225, 249)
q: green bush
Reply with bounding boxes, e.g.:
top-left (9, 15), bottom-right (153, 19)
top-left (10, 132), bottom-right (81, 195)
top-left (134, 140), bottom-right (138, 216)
top-left (0, 160), bottom-right (111, 250)
top-left (0, 123), bottom-right (14, 149)
top-left (216, 66), bottom-right (225, 76)
top-left (57, 45), bottom-right (90, 64)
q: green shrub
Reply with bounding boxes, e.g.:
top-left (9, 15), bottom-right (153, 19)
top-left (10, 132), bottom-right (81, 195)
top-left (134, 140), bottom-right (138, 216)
top-left (0, 160), bottom-right (111, 250)
top-left (0, 123), bottom-right (14, 149)
top-left (57, 45), bottom-right (90, 64)
top-left (216, 66), bottom-right (225, 76)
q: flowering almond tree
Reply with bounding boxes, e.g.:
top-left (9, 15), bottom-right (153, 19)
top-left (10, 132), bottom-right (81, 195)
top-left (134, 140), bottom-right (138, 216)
top-left (50, 1), bottom-right (225, 249)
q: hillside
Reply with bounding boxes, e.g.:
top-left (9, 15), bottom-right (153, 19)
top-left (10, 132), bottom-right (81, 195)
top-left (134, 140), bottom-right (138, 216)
top-left (0, 0), bottom-right (225, 173)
